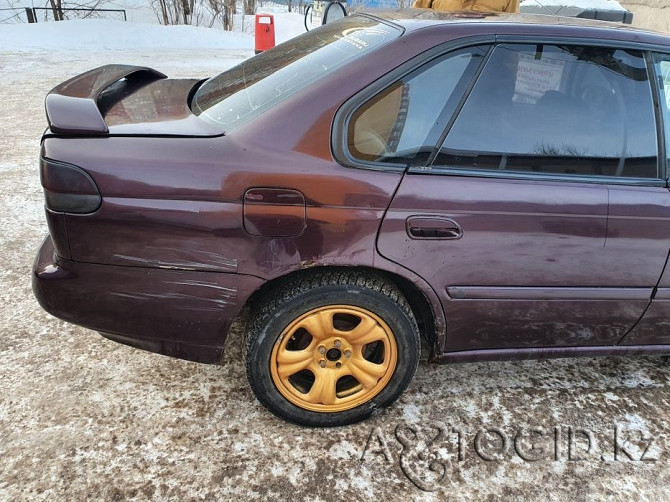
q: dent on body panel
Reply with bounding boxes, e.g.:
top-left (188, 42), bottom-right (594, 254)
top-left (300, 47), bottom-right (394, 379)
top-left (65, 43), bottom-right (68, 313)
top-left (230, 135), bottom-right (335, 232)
top-left (247, 207), bottom-right (385, 277)
top-left (67, 198), bottom-right (243, 272)
top-left (303, 206), bottom-right (384, 259)
top-left (111, 279), bottom-right (237, 313)
top-left (220, 132), bottom-right (403, 277)
top-left (37, 256), bottom-right (262, 348)
top-left (253, 237), bottom-right (301, 274)
top-left (234, 171), bottom-right (394, 278)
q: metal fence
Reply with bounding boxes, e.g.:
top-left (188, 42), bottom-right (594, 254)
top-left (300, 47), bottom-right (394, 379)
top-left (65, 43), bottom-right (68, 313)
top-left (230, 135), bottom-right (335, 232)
top-left (0, 6), bottom-right (127, 23)
top-left (0, 7), bottom-right (28, 23)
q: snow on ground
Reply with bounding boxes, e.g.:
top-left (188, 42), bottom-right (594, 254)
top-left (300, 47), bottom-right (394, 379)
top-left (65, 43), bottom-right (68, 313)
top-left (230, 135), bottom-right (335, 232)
top-left (0, 11), bottom-right (305, 51)
top-left (105, 0), bottom-right (164, 24)
top-left (0, 19), bottom-right (253, 50)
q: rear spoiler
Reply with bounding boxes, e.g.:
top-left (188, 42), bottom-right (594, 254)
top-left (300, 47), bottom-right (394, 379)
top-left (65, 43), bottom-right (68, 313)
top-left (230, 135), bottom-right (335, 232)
top-left (45, 65), bottom-right (167, 135)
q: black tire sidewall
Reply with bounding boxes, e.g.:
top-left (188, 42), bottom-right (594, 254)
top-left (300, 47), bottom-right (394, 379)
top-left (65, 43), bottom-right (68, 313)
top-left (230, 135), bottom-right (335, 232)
top-left (247, 283), bottom-right (420, 427)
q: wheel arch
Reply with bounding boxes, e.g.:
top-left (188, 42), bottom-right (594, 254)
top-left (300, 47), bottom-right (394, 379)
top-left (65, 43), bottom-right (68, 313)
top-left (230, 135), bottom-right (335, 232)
top-left (236, 265), bottom-right (443, 356)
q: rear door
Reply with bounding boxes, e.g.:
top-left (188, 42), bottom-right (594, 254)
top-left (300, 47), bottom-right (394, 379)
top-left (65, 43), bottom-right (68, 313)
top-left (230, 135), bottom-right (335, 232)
top-left (375, 42), bottom-right (670, 351)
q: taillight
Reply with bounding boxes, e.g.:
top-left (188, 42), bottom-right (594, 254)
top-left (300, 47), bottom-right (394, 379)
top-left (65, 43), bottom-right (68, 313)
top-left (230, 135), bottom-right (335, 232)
top-left (39, 157), bottom-right (101, 214)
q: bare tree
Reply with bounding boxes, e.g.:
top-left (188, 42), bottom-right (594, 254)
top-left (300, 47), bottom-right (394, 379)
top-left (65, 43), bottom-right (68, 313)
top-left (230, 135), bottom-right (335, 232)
top-left (152, 0), bottom-right (183, 24)
top-left (205, 0), bottom-right (234, 31)
top-left (205, 0), bottom-right (220, 26)
top-left (154, 0), bottom-right (170, 24)
top-left (180, 0), bottom-right (194, 24)
top-left (49, 0), bottom-right (64, 21)
top-left (222, 0), bottom-right (234, 31)
top-left (153, 0), bottom-right (235, 29)
top-left (243, 0), bottom-right (256, 15)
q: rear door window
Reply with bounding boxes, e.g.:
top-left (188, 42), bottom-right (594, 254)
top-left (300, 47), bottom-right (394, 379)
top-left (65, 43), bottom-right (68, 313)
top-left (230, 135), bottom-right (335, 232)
top-left (435, 44), bottom-right (658, 179)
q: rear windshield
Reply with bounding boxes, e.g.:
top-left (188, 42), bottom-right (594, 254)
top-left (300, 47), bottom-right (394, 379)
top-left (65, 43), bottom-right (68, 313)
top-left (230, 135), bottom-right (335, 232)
top-left (192, 16), bottom-right (401, 132)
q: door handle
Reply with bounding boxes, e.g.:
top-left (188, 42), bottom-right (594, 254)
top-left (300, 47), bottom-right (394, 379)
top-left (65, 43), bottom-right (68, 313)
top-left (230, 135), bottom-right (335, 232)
top-left (406, 216), bottom-right (463, 240)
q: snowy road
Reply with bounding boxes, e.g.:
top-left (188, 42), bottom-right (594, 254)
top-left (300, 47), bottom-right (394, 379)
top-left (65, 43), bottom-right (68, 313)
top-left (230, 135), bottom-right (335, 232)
top-left (2, 44), bottom-right (670, 500)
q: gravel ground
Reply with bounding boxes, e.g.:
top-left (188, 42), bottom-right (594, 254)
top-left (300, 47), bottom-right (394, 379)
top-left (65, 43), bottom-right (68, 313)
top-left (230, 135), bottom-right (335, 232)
top-left (2, 48), bottom-right (670, 501)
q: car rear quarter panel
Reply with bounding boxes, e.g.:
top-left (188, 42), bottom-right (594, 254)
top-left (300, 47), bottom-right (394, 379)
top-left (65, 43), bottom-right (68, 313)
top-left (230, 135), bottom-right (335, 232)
top-left (41, 133), bottom-right (403, 278)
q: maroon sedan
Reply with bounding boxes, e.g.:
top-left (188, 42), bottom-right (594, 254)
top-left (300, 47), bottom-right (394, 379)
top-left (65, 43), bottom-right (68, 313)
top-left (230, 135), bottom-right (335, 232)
top-left (33, 10), bottom-right (670, 426)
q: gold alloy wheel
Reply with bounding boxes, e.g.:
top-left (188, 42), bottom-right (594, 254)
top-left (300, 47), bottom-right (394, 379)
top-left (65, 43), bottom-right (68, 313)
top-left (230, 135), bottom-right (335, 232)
top-left (270, 305), bottom-right (398, 413)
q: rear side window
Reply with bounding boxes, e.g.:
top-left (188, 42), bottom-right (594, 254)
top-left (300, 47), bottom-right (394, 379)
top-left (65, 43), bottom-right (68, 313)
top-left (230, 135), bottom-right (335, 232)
top-left (436, 44), bottom-right (658, 179)
top-left (347, 46), bottom-right (489, 164)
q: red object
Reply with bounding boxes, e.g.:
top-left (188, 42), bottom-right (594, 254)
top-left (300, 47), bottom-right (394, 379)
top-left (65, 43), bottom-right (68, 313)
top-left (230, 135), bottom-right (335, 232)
top-left (254, 13), bottom-right (275, 54)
